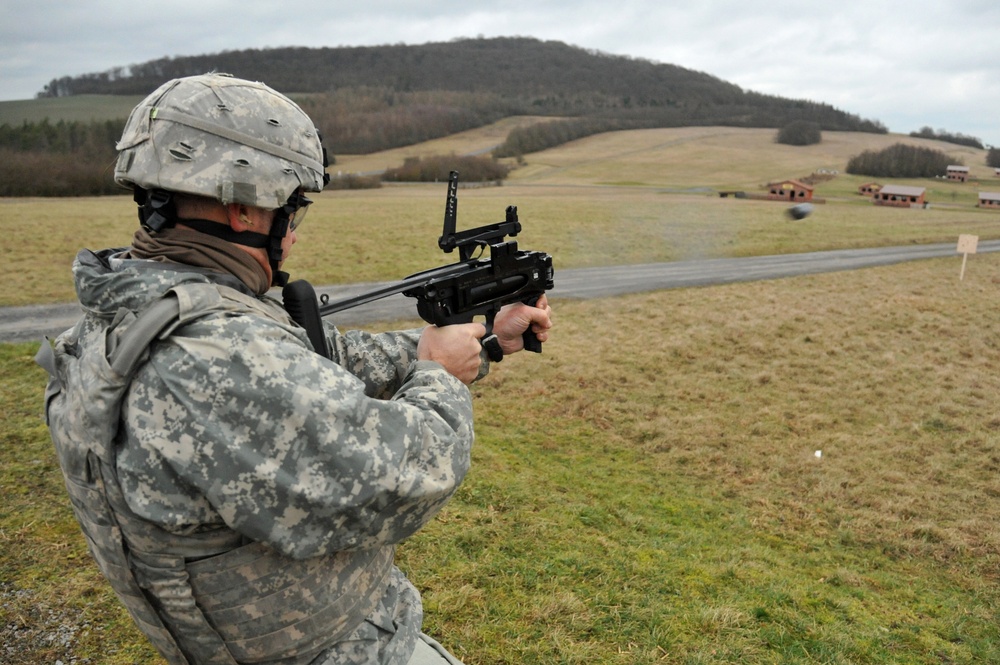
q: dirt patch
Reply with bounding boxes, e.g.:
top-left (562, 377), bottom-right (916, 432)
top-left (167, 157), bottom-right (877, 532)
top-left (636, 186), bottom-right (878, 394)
top-left (1, 582), bottom-right (95, 664)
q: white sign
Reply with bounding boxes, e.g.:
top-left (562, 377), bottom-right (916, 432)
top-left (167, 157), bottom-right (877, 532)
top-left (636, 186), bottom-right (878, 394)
top-left (957, 234), bottom-right (979, 254)
top-left (957, 234), bottom-right (979, 280)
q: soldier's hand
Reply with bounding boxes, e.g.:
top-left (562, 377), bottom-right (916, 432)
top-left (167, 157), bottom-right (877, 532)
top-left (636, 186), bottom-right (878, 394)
top-left (494, 294), bottom-right (553, 356)
top-left (418, 323), bottom-right (486, 385)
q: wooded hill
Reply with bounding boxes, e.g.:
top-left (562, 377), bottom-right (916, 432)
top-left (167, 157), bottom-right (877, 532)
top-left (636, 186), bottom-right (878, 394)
top-left (39, 37), bottom-right (885, 134)
top-left (3, 37), bottom-right (888, 196)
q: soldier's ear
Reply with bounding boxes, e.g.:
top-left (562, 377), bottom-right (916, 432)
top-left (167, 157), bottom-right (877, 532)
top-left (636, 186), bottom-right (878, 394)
top-left (228, 204), bottom-right (254, 231)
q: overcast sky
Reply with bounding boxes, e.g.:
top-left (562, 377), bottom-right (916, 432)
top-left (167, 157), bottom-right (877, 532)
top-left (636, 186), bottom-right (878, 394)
top-left (2, 1), bottom-right (997, 145)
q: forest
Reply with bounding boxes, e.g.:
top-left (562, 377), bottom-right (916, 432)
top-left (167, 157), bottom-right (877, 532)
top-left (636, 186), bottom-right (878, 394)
top-left (2, 37), bottom-right (889, 196)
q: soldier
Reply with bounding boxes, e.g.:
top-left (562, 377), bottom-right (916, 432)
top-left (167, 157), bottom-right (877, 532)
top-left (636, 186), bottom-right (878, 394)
top-left (37, 73), bottom-right (552, 665)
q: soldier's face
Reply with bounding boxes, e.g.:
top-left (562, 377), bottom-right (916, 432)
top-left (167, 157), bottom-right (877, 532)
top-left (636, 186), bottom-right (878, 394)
top-left (279, 224), bottom-right (297, 265)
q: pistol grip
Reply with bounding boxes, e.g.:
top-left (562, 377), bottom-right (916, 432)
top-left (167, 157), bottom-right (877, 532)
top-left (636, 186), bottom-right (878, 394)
top-left (521, 294), bottom-right (543, 354)
top-left (522, 330), bottom-right (543, 354)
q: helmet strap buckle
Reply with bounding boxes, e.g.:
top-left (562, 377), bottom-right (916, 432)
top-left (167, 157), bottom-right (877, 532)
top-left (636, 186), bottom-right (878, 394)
top-left (135, 188), bottom-right (178, 232)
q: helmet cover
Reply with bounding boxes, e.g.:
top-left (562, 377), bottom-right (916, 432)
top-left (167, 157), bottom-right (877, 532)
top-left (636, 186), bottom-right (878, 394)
top-left (115, 73), bottom-right (326, 209)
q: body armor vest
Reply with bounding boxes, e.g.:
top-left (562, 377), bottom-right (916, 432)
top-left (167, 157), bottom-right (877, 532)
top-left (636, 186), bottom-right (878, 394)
top-left (37, 284), bottom-right (394, 664)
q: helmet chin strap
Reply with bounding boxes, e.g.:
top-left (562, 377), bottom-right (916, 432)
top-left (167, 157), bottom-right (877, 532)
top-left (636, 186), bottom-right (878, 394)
top-left (135, 187), bottom-right (293, 287)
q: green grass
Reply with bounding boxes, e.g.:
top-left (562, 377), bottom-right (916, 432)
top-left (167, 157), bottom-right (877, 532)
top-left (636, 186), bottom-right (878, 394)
top-left (0, 342), bottom-right (162, 663)
top-left (3, 126), bottom-right (1000, 663)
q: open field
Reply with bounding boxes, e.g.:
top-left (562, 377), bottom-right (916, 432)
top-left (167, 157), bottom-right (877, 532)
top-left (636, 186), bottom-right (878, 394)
top-left (8, 184), bottom-right (999, 308)
top-left (0, 94), bottom-right (145, 124)
top-left (3, 127), bottom-right (1000, 307)
top-left (3, 127), bottom-right (1000, 663)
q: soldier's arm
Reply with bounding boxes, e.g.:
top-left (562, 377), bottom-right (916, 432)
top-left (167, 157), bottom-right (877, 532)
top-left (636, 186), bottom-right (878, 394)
top-left (325, 324), bottom-right (489, 398)
top-left (121, 314), bottom-right (475, 559)
top-left (325, 325), bottom-right (422, 399)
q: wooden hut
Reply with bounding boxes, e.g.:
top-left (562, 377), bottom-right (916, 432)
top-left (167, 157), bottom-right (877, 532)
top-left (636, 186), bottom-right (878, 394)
top-left (858, 182), bottom-right (881, 196)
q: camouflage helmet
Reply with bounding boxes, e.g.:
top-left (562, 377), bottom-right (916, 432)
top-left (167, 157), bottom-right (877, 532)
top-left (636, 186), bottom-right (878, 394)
top-left (114, 73), bottom-right (327, 210)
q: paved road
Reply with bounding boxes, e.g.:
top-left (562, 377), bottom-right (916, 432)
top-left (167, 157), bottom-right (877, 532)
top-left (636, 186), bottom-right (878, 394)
top-left (3, 240), bottom-right (997, 343)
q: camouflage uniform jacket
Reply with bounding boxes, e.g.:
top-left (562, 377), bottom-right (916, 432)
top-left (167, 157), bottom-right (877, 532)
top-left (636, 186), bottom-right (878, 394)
top-left (44, 248), bottom-right (479, 665)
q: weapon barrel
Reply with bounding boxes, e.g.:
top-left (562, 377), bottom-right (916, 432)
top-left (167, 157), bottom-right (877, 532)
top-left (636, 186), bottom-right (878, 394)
top-left (317, 262), bottom-right (475, 316)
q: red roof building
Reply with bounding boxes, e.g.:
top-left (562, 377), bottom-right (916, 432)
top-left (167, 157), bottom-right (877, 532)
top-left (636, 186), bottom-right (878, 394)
top-left (765, 179), bottom-right (814, 202)
top-left (946, 165), bottom-right (970, 182)
top-left (873, 185), bottom-right (927, 208)
top-left (978, 192), bottom-right (1000, 209)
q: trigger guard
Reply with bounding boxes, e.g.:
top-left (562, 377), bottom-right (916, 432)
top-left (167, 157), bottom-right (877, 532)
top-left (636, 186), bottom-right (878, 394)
top-left (482, 334), bottom-right (504, 362)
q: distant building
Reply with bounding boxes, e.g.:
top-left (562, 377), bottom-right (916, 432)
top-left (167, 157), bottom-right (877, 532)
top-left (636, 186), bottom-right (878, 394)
top-left (978, 192), bottom-right (1000, 209)
top-left (858, 182), bottom-right (881, 196)
top-left (765, 179), bottom-right (814, 202)
top-left (994, 168), bottom-right (1000, 177)
top-left (946, 165), bottom-right (970, 182)
top-left (873, 185), bottom-right (927, 208)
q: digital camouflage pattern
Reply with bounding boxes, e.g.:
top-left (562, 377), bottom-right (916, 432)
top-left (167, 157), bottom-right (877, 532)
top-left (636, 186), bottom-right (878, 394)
top-left (42, 248), bottom-right (479, 664)
top-left (115, 73), bottom-right (327, 209)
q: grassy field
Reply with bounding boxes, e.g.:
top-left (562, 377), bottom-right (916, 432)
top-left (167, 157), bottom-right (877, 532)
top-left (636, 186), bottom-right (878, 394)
top-left (0, 94), bottom-right (144, 124)
top-left (3, 127), bottom-right (1000, 663)
top-left (3, 127), bottom-right (1000, 307)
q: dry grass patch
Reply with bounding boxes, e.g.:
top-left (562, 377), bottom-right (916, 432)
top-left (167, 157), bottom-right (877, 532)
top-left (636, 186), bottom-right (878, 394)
top-left (530, 255), bottom-right (1000, 566)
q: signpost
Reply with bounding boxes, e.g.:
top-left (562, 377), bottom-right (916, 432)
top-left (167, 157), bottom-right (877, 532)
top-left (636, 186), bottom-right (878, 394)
top-left (957, 234), bottom-right (979, 281)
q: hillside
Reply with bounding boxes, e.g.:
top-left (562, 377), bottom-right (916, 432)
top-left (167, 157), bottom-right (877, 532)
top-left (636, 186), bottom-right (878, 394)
top-left (336, 123), bottom-right (988, 192)
top-left (34, 37), bottom-right (884, 137)
top-left (0, 37), bottom-right (903, 197)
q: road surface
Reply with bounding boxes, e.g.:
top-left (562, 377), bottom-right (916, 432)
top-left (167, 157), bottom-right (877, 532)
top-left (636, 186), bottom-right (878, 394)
top-left (3, 240), bottom-right (997, 343)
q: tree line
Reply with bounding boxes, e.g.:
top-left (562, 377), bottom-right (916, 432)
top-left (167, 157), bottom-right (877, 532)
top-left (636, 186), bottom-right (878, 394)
top-left (382, 155), bottom-right (511, 183)
top-left (908, 127), bottom-right (984, 150)
top-left (0, 119), bottom-right (122, 196)
top-left (297, 88), bottom-right (518, 154)
top-left (846, 144), bottom-right (957, 178)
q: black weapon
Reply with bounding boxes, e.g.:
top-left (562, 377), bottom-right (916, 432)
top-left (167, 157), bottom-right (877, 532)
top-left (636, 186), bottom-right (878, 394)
top-left (283, 171), bottom-right (554, 362)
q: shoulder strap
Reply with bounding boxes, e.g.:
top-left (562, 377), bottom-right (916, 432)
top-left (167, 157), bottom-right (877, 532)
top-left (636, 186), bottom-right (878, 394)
top-left (36, 293), bottom-right (184, 390)
top-left (108, 295), bottom-right (181, 376)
